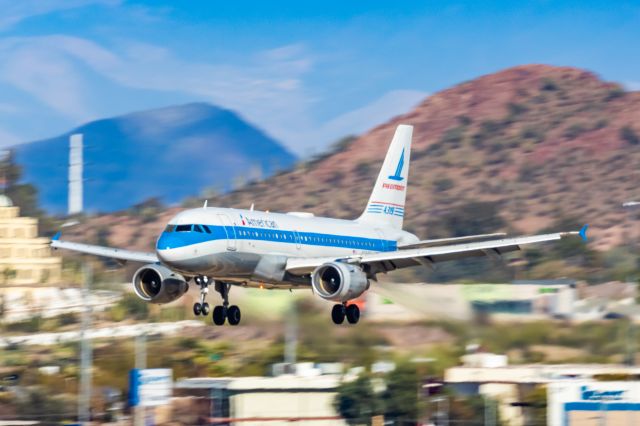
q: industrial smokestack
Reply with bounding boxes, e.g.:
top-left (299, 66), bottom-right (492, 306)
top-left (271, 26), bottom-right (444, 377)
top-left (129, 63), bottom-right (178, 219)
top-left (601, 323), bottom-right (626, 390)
top-left (68, 134), bottom-right (83, 215)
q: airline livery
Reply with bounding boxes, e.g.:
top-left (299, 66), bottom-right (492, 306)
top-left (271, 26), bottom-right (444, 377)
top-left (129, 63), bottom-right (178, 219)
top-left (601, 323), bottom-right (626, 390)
top-left (52, 125), bottom-right (587, 325)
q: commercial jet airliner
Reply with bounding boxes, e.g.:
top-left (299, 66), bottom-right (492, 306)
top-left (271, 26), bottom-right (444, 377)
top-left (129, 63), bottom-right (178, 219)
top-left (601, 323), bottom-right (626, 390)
top-left (52, 125), bottom-right (587, 325)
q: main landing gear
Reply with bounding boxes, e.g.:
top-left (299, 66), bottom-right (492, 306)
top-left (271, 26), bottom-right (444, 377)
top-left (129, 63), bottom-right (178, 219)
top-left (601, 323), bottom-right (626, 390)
top-left (211, 281), bottom-right (241, 326)
top-left (191, 277), bottom-right (242, 326)
top-left (331, 303), bottom-right (360, 325)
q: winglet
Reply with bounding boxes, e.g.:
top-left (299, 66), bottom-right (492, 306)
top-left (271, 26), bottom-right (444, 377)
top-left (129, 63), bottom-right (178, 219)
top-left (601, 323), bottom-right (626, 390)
top-left (579, 224), bottom-right (589, 242)
top-left (52, 231), bottom-right (61, 241)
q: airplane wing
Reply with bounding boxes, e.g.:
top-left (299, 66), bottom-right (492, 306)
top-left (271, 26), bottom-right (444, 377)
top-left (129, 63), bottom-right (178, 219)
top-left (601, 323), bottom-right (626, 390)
top-left (285, 229), bottom-right (584, 276)
top-left (51, 232), bottom-right (158, 263)
top-left (397, 233), bottom-right (507, 250)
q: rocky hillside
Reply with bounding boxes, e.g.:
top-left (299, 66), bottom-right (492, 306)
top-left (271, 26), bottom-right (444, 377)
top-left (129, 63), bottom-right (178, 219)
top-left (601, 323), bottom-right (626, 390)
top-left (65, 65), bottom-right (640, 252)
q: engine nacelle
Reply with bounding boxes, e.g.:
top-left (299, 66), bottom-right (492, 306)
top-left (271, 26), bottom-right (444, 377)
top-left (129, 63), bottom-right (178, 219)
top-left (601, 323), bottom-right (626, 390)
top-left (311, 262), bottom-right (369, 302)
top-left (132, 264), bottom-right (188, 304)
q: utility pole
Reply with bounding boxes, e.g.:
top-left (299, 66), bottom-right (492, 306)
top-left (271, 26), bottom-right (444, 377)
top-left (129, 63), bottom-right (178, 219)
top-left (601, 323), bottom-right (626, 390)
top-left (623, 201), bottom-right (640, 366)
top-left (134, 332), bottom-right (147, 426)
top-left (284, 301), bottom-right (297, 366)
top-left (78, 262), bottom-right (92, 424)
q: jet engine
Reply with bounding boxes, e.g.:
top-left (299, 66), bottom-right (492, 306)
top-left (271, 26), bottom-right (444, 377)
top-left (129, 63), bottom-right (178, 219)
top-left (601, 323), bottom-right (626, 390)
top-left (311, 262), bottom-right (369, 302)
top-left (132, 264), bottom-right (188, 304)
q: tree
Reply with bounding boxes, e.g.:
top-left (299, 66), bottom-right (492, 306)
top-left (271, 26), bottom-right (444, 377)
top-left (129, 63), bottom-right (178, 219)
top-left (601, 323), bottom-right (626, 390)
top-left (0, 150), bottom-right (42, 217)
top-left (382, 363), bottom-right (420, 425)
top-left (334, 374), bottom-right (382, 425)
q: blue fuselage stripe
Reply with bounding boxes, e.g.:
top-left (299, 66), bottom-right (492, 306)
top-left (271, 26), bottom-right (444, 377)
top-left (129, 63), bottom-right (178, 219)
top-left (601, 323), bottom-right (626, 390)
top-left (156, 225), bottom-right (397, 252)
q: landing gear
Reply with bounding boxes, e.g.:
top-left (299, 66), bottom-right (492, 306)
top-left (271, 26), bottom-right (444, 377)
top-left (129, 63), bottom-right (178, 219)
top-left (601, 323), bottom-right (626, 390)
top-left (331, 303), bottom-right (360, 325)
top-left (227, 305), bottom-right (241, 326)
top-left (193, 276), bottom-right (210, 316)
top-left (211, 282), bottom-right (242, 326)
top-left (331, 304), bottom-right (345, 324)
top-left (346, 304), bottom-right (360, 324)
top-left (212, 305), bottom-right (226, 325)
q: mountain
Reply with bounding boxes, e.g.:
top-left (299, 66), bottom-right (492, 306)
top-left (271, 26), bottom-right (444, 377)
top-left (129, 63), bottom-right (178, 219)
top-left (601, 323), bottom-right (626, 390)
top-left (13, 103), bottom-right (297, 213)
top-left (64, 65), bottom-right (640, 253)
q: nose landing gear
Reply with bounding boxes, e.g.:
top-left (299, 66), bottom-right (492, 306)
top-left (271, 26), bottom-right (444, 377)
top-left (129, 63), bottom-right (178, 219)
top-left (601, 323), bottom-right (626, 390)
top-left (192, 276), bottom-right (210, 316)
top-left (331, 302), bottom-right (360, 325)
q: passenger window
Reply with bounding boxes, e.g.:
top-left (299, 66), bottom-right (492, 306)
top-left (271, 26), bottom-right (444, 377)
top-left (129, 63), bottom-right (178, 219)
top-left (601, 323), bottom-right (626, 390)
top-left (176, 224), bottom-right (192, 232)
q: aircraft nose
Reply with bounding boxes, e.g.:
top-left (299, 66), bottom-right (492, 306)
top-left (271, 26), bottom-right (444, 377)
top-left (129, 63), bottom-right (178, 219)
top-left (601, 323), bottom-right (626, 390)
top-left (156, 232), bottom-right (173, 250)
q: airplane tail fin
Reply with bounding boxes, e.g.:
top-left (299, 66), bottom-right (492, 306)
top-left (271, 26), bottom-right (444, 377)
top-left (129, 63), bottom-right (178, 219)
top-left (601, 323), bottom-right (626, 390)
top-left (357, 124), bottom-right (412, 230)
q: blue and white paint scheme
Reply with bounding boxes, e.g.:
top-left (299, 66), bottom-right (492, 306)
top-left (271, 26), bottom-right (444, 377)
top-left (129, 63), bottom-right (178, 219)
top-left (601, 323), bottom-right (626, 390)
top-left (52, 124), bottom-right (584, 325)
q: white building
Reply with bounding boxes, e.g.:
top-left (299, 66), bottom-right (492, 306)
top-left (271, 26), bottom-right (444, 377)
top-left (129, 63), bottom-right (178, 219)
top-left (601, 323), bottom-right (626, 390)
top-left (174, 375), bottom-right (347, 426)
top-left (445, 354), bottom-right (640, 426)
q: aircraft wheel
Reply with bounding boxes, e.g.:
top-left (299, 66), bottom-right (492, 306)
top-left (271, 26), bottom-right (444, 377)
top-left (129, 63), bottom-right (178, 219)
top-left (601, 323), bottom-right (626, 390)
top-left (346, 304), bottom-right (360, 324)
top-left (227, 305), bottom-right (241, 326)
top-left (193, 302), bottom-right (202, 316)
top-left (212, 306), bottom-right (226, 325)
top-left (201, 302), bottom-right (210, 316)
top-left (331, 304), bottom-right (346, 325)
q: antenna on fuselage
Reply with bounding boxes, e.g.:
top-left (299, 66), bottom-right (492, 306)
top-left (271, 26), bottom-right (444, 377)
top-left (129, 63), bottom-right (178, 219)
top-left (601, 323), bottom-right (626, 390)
top-left (250, 203), bottom-right (254, 211)
top-left (203, 200), bottom-right (208, 209)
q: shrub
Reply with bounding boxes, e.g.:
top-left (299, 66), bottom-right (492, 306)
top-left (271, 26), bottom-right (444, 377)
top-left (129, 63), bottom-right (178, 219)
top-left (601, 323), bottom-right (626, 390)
top-left (604, 86), bottom-right (625, 101)
top-left (620, 125), bottom-right (640, 145)
top-left (439, 126), bottom-right (465, 148)
top-left (593, 118), bottom-right (608, 130)
top-left (563, 123), bottom-right (587, 139)
top-left (520, 126), bottom-right (545, 143)
top-left (433, 178), bottom-right (454, 192)
top-left (457, 115), bottom-right (472, 126)
top-left (507, 102), bottom-right (529, 116)
top-left (540, 78), bottom-right (559, 91)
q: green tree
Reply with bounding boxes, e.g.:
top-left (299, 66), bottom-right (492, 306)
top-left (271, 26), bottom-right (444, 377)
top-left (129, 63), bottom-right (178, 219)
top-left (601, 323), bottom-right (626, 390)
top-left (382, 362), bottom-right (420, 424)
top-left (1, 150), bottom-right (42, 217)
top-left (334, 374), bottom-right (382, 426)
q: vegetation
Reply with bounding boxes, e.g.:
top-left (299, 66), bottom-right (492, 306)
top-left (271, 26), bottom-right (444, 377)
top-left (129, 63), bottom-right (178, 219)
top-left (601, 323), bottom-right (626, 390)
top-left (334, 374), bottom-right (382, 425)
top-left (620, 125), bottom-right (640, 145)
top-left (0, 150), bottom-right (42, 218)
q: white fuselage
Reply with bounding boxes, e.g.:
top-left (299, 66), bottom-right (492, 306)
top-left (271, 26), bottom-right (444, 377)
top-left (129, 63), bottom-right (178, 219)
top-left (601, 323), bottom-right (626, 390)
top-left (155, 207), bottom-right (418, 287)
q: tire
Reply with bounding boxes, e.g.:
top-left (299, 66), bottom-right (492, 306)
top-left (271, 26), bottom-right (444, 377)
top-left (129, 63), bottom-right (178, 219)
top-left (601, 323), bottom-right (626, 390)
top-left (201, 303), bottom-right (210, 316)
top-left (331, 304), bottom-right (346, 325)
top-left (346, 304), bottom-right (360, 324)
top-left (193, 302), bottom-right (202, 316)
top-left (212, 306), bottom-right (226, 325)
top-left (227, 305), bottom-right (241, 326)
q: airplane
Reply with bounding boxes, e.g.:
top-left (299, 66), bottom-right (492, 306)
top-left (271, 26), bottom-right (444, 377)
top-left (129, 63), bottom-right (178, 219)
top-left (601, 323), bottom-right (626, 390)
top-left (51, 124), bottom-right (587, 326)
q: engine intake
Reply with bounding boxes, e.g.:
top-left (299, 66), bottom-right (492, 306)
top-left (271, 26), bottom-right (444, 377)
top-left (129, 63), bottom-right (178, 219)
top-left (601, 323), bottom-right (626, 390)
top-left (132, 264), bottom-right (188, 304)
top-left (311, 262), bottom-right (369, 302)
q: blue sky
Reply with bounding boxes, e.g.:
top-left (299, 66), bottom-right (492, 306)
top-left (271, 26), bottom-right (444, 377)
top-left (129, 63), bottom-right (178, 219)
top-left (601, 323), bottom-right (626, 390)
top-left (0, 0), bottom-right (638, 156)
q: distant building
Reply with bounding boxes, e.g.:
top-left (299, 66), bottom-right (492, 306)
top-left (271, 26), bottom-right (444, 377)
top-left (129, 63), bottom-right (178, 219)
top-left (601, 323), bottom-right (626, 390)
top-left (0, 195), bottom-right (61, 285)
top-left (445, 353), bottom-right (640, 426)
top-left (549, 381), bottom-right (640, 425)
top-left (174, 374), bottom-right (346, 426)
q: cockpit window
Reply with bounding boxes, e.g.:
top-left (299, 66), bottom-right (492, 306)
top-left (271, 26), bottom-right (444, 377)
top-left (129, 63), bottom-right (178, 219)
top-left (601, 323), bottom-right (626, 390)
top-left (194, 225), bottom-right (204, 233)
top-left (175, 224), bottom-right (192, 232)
top-left (202, 225), bottom-right (212, 234)
top-left (164, 225), bottom-right (175, 233)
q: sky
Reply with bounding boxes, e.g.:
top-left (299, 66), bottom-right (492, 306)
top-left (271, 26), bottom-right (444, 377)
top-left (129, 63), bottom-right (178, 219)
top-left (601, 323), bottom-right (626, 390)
top-left (0, 1), bottom-right (638, 156)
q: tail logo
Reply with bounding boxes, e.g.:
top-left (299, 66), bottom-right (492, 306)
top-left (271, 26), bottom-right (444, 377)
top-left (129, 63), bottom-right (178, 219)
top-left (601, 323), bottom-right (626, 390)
top-left (388, 148), bottom-right (405, 181)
